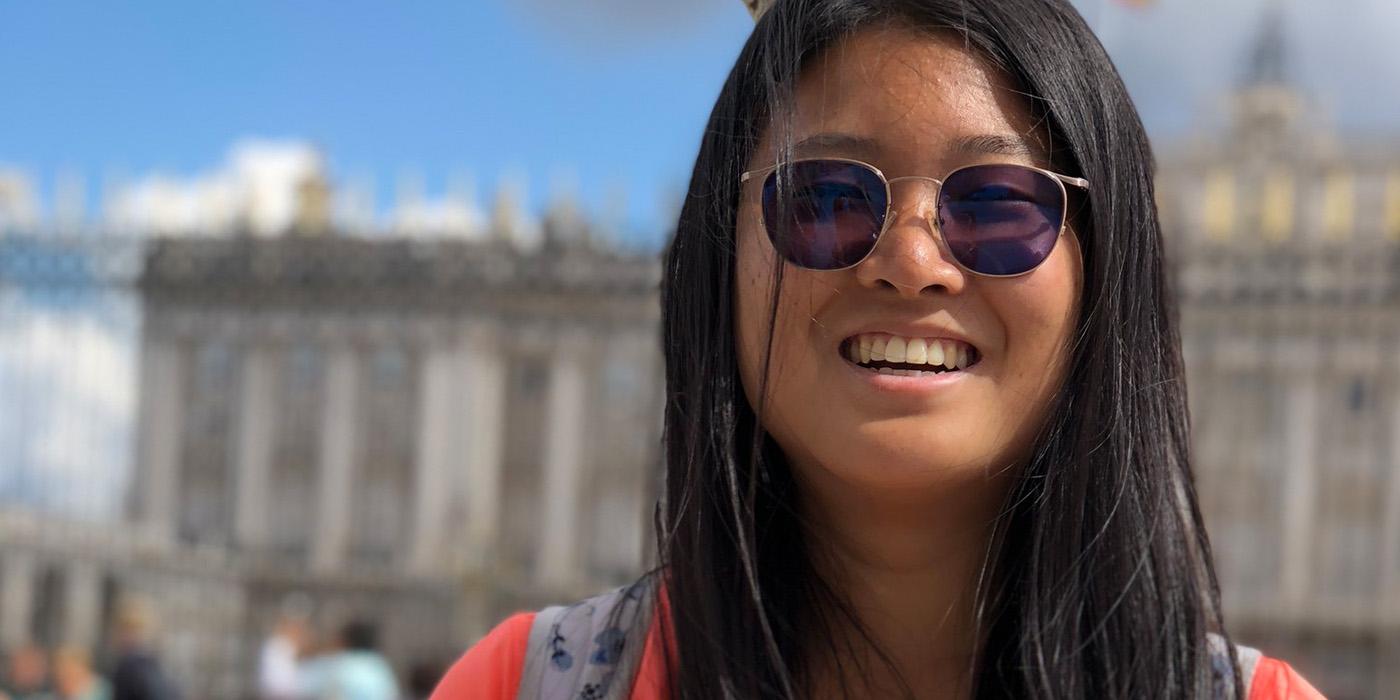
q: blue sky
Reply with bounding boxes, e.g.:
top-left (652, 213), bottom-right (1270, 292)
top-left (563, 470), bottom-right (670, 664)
top-left (0, 1), bottom-right (751, 245)
top-left (1, 0), bottom-right (1397, 248)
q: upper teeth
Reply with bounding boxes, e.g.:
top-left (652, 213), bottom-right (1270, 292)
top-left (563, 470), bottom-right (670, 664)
top-left (847, 333), bottom-right (976, 370)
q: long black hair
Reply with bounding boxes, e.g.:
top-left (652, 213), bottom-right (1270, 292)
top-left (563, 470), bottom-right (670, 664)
top-left (654, 0), bottom-right (1240, 697)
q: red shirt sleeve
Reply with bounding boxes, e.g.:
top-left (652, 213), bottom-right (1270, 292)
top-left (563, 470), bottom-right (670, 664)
top-left (430, 612), bottom-right (535, 700)
top-left (1250, 657), bottom-right (1326, 700)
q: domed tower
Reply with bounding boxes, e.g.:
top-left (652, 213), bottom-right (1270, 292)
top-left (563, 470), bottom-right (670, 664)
top-left (1157, 2), bottom-right (1400, 695)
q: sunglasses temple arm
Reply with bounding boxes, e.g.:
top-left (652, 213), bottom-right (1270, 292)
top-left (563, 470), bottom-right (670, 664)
top-left (740, 164), bottom-right (781, 183)
top-left (1055, 174), bottom-right (1091, 190)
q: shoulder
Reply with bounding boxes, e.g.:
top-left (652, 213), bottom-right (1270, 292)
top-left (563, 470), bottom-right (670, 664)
top-left (431, 612), bottom-right (536, 700)
top-left (433, 577), bottom-right (661, 700)
top-left (1248, 656), bottom-right (1326, 700)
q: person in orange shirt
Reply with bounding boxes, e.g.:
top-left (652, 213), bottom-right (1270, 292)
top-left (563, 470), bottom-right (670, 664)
top-left (435, 0), bottom-right (1326, 697)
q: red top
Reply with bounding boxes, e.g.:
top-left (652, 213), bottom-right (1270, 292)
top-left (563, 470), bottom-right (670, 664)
top-left (431, 611), bottom-right (1324, 700)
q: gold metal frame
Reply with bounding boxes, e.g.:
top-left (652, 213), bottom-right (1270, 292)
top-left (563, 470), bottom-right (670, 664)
top-left (739, 157), bottom-right (1091, 278)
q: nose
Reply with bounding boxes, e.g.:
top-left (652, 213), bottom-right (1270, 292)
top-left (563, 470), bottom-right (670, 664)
top-left (853, 177), bottom-right (968, 298)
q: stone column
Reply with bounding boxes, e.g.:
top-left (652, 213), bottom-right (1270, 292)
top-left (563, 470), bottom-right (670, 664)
top-left (0, 551), bottom-right (36, 648)
top-left (1381, 348), bottom-right (1400, 621)
top-left (638, 325), bottom-right (666, 571)
top-left (408, 342), bottom-right (463, 574)
top-left (605, 328), bottom-right (660, 573)
top-left (312, 346), bottom-right (359, 572)
top-left (461, 327), bottom-right (506, 572)
top-left (233, 344), bottom-right (277, 551)
top-left (61, 561), bottom-right (100, 649)
top-left (537, 330), bottom-right (591, 587)
top-left (134, 337), bottom-right (186, 546)
top-left (1278, 351), bottom-right (1319, 611)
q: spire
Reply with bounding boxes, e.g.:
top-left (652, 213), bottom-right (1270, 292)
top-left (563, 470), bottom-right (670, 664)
top-left (542, 168), bottom-right (588, 249)
top-left (1227, 0), bottom-right (1303, 155)
top-left (491, 173), bottom-right (541, 251)
top-left (1243, 0), bottom-right (1288, 88)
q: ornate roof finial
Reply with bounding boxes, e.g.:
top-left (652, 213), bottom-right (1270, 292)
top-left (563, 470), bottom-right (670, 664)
top-left (743, 0), bottom-right (775, 21)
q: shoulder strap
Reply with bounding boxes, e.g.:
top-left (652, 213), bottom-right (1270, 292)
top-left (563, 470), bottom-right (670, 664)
top-left (517, 577), bottom-right (655, 700)
top-left (1208, 632), bottom-right (1264, 700)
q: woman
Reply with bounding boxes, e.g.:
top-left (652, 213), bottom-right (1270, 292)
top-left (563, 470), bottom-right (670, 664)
top-left (435, 0), bottom-right (1324, 697)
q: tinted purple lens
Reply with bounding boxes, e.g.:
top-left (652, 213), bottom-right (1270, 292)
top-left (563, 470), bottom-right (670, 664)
top-left (761, 160), bottom-right (888, 270)
top-left (938, 165), bottom-right (1065, 276)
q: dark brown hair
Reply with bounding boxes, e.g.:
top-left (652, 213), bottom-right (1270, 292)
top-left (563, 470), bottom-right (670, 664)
top-left (653, 0), bottom-right (1240, 697)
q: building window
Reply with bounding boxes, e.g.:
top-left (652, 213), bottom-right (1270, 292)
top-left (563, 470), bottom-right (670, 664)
top-left (1385, 170), bottom-right (1400, 241)
top-left (350, 346), bottom-right (417, 567)
top-left (178, 341), bottom-right (237, 546)
top-left (1321, 169), bottom-right (1355, 239)
top-left (520, 360), bottom-right (546, 397)
top-left (1260, 169), bottom-right (1294, 241)
top-left (1347, 378), bottom-right (1369, 413)
top-left (269, 344), bottom-right (323, 562)
top-left (1204, 169), bottom-right (1236, 241)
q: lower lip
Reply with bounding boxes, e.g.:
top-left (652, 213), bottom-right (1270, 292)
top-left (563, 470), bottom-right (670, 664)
top-left (837, 352), bottom-right (977, 396)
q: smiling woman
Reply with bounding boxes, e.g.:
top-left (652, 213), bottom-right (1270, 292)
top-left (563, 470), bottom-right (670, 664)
top-left (433, 1), bottom-right (1324, 698)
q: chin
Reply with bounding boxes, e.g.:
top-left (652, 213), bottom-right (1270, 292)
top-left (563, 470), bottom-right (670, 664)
top-left (817, 442), bottom-right (999, 492)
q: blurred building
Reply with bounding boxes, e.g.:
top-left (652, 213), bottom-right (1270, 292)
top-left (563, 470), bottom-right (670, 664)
top-left (1, 7), bottom-right (1397, 700)
top-left (1159, 8), bottom-right (1400, 699)
top-left (0, 188), bottom-right (663, 696)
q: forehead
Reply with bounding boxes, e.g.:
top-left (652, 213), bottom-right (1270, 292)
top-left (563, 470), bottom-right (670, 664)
top-left (776, 27), bottom-right (1049, 166)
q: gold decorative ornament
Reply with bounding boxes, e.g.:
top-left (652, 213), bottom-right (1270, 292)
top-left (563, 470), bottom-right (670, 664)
top-left (744, 0), bottom-right (776, 20)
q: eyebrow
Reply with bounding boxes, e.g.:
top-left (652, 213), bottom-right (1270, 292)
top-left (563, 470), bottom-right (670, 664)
top-left (790, 131), bottom-right (1041, 161)
top-left (950, 134), bottom-right (1038, 159)
top-left (792, 132), bottom-right (881, 159)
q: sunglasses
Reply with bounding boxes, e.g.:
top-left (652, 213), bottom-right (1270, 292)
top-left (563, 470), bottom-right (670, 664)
top-left (740, 158), bottom-right (1090, 276)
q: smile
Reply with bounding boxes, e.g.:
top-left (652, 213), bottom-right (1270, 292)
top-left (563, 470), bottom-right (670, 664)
top-left (840, 333), bottom-right (982, 376)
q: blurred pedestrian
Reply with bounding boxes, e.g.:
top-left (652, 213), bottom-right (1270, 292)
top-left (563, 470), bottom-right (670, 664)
top-left (257, 611), bottom-right (308, 700)
top-left (0, 643), bottom-right (53, 700)
top-left (404, 661), bottom-right (444, 700)
top-left (298, 620), bottom-right (397, 700)
top-left (51, 648), bottom-right (108, 700)
top-left (107, 597), bottom-right (180, 700)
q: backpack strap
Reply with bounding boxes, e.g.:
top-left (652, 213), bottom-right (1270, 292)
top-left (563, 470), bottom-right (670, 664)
top-left (1208, 632), bottom-right (1264, 699)
top-left (517, 577), bottom-right (655, 700)
top-left (521, 597), bottom-right (1260, 699)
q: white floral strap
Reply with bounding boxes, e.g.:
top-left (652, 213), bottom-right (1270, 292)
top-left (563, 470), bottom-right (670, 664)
top-left (517, 578), bottom-right (654, 700)
top-left (1208, 632), bottom-right (1263, 699)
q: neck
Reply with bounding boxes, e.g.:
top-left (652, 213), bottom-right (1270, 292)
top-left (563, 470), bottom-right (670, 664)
top-left (796, 467), bottom-right (1009, 699)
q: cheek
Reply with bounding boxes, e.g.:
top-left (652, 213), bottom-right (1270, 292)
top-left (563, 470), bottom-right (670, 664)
top-left (734, 215), bottom-right (778, 408)
top-left (1038, 234), bottom-right (1083, 361)
top-left (995, 235), bottom-right (1082, 424)
top-left (733, 216), bottom-right (832, 428)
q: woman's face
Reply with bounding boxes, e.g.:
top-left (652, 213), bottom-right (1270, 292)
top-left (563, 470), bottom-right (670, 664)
top-left (736, 28), bottom-right (1083, 501)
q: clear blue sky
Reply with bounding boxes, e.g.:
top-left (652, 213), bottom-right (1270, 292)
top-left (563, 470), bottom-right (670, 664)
top-left (0, 1), bottom-right (753, 245)
top-left (1, 0), bottom-right (1395, 247)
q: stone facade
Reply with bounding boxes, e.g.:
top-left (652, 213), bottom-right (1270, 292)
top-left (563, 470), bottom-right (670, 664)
top-left (1159, 20), bottom-right (1400, 697)
top-left (2, 10), bottom-right (1397, 698)
top-left (0, 225), bottom-right (664, 698)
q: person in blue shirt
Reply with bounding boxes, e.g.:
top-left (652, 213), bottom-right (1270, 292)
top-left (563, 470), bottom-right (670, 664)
top-left (298, 620), bottom-right (398, 700)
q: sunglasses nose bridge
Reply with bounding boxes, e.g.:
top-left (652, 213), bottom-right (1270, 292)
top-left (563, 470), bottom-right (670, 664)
top-left (885, 174), bottom-right (943, 187)
top-left (882, 175), bottom-right (944, 227)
